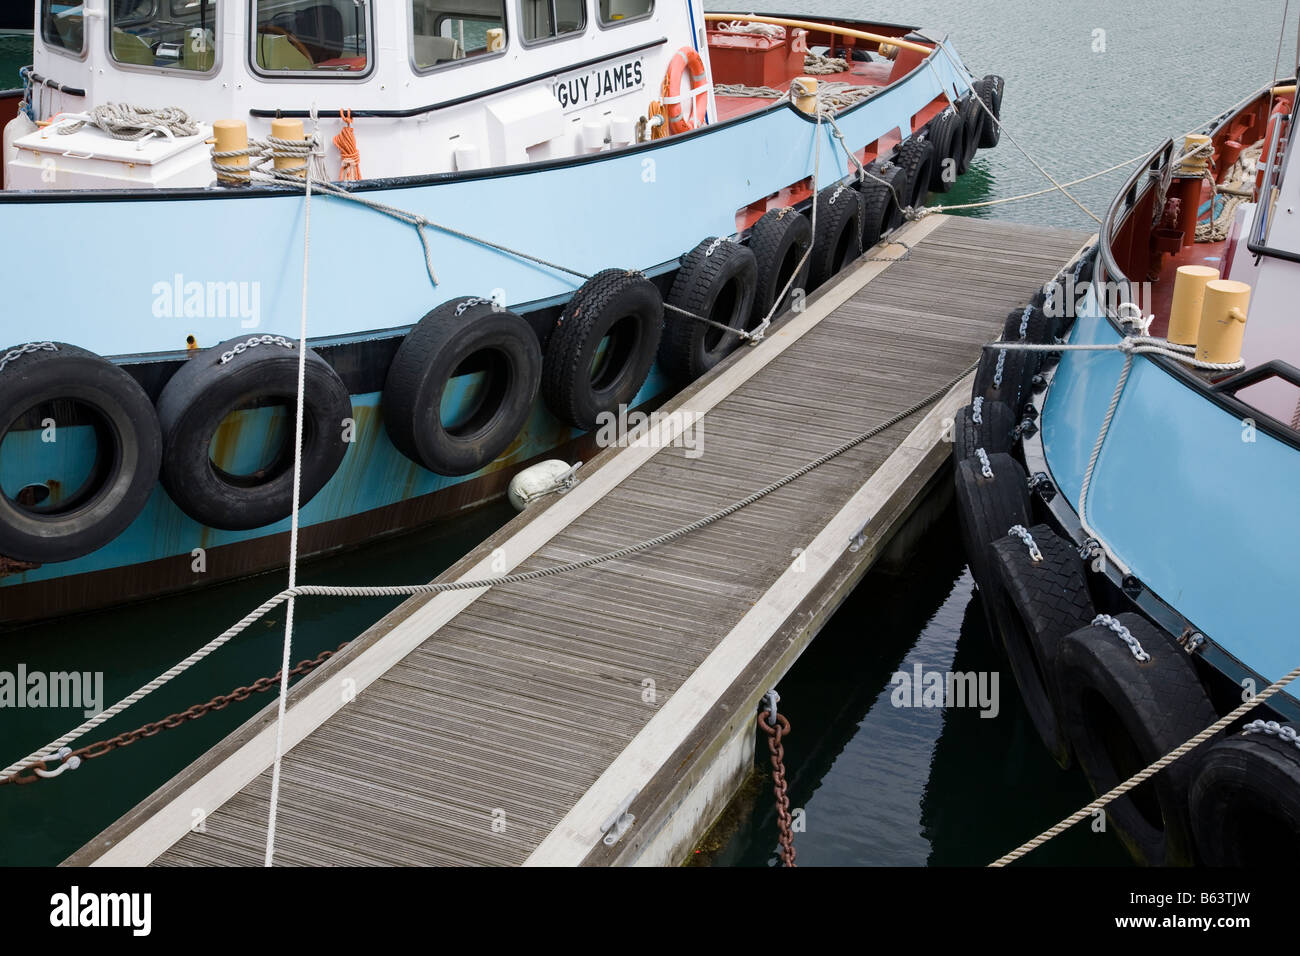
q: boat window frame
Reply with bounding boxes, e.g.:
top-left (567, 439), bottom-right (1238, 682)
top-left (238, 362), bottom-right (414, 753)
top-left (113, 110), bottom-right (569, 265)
top-left (106, 0), bottom-right (223, 79)
top-left (516, 0), bottom-right (588, 49)
top-left (407, 0), bottom-right (511, 77)
top-left (247, 0), bottom-right (377, 83)
top-left (40, 0), bottom-right (89, 62)
top-left (595, 0), bottom-right (654, 31)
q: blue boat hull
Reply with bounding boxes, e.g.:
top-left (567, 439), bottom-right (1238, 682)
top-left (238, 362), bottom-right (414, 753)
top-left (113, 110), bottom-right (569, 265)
top-left (0, 41), bottom-right (976, 625)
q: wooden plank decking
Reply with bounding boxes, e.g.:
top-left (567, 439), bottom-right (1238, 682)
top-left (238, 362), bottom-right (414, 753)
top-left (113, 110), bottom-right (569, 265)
top-left (67, 215), bottom-right (1091, 867)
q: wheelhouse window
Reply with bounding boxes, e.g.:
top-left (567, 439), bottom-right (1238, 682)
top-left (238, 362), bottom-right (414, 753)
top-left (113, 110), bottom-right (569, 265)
top-left (41, 2), bottom-right (85, 57)
top-left (598, 0), bottom-right (652, 26)
top-left (411, 0), bottom-right (508, 70)
top-left (519, 0), bottom-right (586, 44)
top-left (253, 1), bottom-right (371, 75)
top-left (108, 0), bottom-right (217, 71)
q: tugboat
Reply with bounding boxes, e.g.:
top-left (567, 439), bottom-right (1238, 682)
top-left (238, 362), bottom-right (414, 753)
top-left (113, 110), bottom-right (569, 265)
top-left (0, 3), bottom-right (998, 627)
top-left (955, 77), bottom-right (1300, 864)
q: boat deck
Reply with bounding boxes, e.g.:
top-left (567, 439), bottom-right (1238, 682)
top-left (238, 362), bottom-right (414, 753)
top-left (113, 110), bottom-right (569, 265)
top-left (67, 215), bottom-right (1092, 867)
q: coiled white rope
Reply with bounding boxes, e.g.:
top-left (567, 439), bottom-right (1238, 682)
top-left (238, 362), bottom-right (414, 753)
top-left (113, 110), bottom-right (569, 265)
top-left (55, 103), bottom-right (199, 142)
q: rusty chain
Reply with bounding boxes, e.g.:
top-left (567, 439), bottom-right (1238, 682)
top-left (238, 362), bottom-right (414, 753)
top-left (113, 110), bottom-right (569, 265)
top-left (758, 702), bottom-right (796, 867)
top-left (0, 642), bottom-right (350, 786)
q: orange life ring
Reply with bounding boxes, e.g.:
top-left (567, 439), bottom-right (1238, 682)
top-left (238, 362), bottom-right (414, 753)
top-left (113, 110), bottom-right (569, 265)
top-left (661, 46), bottom-right (710, 134)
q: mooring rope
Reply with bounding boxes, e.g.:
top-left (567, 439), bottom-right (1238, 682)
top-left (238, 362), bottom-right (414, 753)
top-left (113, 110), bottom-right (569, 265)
top-left (1, 357), bottom-right (977, 783)
top-left (991, 660), bottom-right (1300, 866)
top-left (263, 119), bottom-right (318, 868)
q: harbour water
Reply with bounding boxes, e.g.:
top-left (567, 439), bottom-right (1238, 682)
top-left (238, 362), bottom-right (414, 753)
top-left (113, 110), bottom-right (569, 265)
top-left (1, 1), bottom-right (1296, 866)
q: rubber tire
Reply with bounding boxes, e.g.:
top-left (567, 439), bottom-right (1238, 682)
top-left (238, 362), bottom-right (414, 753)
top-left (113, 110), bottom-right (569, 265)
top-left (809, 182), bottom-right (866, 289)
top-left (1189, 722), bottom-right (1300, 865)
top-left (926, 109), bottom-right (965, 193)
top-left (156, 336), bottom-right (352, 531)
top-left (973, 339), bottom-right (1033, 417)
top-left (893, 137), bottom-right (935, 211)
top-left (747, 208), bottom-right (812, 328)
top-left (1055, 613), bottom-right (1218, 866)
top-left (953, 450), bottom-right (1030, 598)
top-left (957, 95), bottom-right (984, 174)
top-left (975, 75), bottom-right (1003, 148)
top-left (383, 298), bottom-right (542, 476)
top-left (1000, 305), bottom-right (1053, 378)
top-left (0, 342), bottom-right (161, 563)
top-left (858, 173), bottom-right (898, 250)
top-left (541, 268), bottom-right (663, 431)
top-left (952, 398), bottom-right (1016, 465)
top-left (990, 524), bottom-right (1096, 768)
top-left (660, 238), bottom-right (758, 382)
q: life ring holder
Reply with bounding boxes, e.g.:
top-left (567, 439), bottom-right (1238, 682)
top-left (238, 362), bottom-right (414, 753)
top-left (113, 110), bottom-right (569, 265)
top-left (661, 46), bottom-right (710, 134)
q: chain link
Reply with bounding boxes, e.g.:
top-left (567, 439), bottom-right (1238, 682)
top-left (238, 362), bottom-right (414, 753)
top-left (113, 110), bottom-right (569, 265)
top-left (0, 643), bottom-right (349, 786)
top-left (219, 334), bottom-right (296, 365)
top-left (0, 342), bottom-right (58, 374)
top-left (1241, 719), bottom-right (1300, 748)
top-left (970, 395), bottom-right (983, 426)
top-left (975, 446), bottom-right (994, 479)
top-left (992, 347), bottom-right (1007, 388)
top-left (1007, 524), bottom-right (1044, 563)
top-left (1092, 614), bottom-right (1151, 662)
top-left (758, 705), bottom-right (796, 867)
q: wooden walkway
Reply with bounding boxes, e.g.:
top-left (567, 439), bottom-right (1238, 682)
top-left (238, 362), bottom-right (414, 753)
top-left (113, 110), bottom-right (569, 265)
top-left (68, 215), bottom-right (1090, 867)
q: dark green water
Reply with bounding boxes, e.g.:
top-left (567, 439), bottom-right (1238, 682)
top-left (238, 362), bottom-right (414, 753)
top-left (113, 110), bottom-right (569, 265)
top-left (0, 32), bottom-right (29, 89)
top-left (2, 2), bottom-right (1296, 867)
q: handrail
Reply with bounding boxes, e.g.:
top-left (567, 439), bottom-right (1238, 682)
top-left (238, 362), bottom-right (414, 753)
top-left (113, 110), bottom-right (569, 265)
top-left (1096, 136), bottom-right (1173, 296)
top-left (702, 13), bottom-right (932, 55)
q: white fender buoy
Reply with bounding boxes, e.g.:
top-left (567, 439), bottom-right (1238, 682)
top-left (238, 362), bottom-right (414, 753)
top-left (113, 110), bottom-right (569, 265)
top-left (508, 460), bottom-right (581, 511)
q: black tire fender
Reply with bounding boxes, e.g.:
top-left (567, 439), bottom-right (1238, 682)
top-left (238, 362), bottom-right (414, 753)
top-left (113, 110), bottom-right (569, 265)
top-left (989, 524), bottom-right (1096, 768)
top-left (925, 108), bottom-right (965, 193)
top-left (957, 95), bottom-right (984, 173)
top-left (0, 342), bottom-right (161, 563)
top-left (973, 338), bottom-right (1033, 416)
top-left (660, 237), bottom-right (758, 382)
top-left (1189, 721), bottom-right (1300, 865)
top-left (1055, 612), bottom-right (1218, 866)
top-left (541, 268), bottom-right (663, 430)
top-left (383, 297), bottom-right (542, 476)
top-left (810, 181), bottom-right (866, 289)
top-left (156, 335), bottom-right (352, 531)
top-left (893, 136), bottom-right (935, 211)
top-left (747, 208), bottom-right (812, 328)
top-left (975, 75), bottom-right (1003, 148)
top-left (953, 450), bottom-right (1030, 598)
top-left (952, 398), bottom-right (1016, 464)
top-left (857, 169), bottom-right (900, 250)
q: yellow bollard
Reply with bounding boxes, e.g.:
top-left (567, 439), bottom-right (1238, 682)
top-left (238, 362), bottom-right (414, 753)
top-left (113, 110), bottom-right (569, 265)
top-left (271, 117), bottom-right (306, 178)
top-left (793, 77), bottom-right (818, 115)
top-left (1167, 265), bottom-right (1220, 345)
top-left (212, 119), bottom-right (249, 185)
top-left (1179, 134), bottom-right (1212, 175)
top-left (1196, 279), bottom-right (1251, 364)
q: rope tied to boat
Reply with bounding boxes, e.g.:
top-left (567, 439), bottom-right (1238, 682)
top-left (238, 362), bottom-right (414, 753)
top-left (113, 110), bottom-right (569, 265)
top-left (993, 657), bottom-right (1300, 866)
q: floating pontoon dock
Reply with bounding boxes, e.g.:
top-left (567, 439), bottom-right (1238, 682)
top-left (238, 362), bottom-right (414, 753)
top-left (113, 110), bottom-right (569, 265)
top-left (67, 215), bottom-right (1090, 867)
